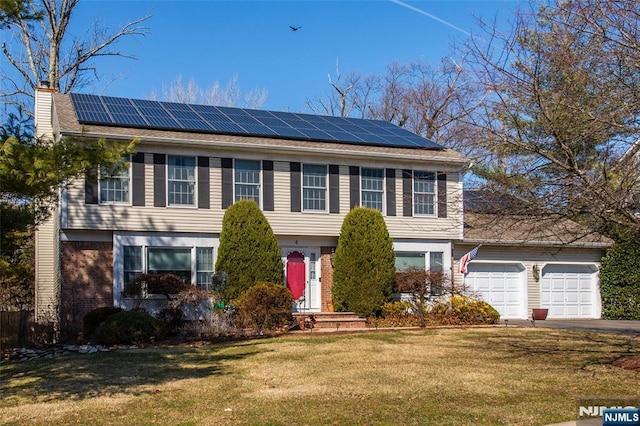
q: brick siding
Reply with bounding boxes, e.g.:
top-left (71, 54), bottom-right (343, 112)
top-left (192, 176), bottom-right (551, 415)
top-left (320, 247), bottom-right (335, 312)
top-left (60, 241), bottom-right (113, 340)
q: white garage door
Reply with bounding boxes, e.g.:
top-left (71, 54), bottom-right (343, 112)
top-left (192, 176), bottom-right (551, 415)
top-left (541, 264), bottom-right (597, 319)
top-left (466, 263), bottom-right (526, 319)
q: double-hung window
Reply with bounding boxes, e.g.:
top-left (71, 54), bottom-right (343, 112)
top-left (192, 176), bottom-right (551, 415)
top-left (168, 155), bottom-right (196, 206)
top-left (361, 168), bottom-right (384, 212)
top-left (302, 164), bottom-right (327, 212)
top-left (99, 155), bottom-right (131, 204)
top-left (414, 171), bottom-right (436, 216)
top-left (235, 159), bottom-right (261, 205)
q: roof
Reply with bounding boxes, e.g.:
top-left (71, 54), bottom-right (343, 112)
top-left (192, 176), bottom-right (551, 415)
top-left (463, 212), bottom-right (613, 248)
top-left (69, 93), bottom-right (442, 150)
top-left (53, 93), bottom-right (468, 165)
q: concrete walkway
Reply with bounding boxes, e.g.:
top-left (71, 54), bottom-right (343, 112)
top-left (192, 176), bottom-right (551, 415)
top-left (504, 319), bottom-right (640, 336)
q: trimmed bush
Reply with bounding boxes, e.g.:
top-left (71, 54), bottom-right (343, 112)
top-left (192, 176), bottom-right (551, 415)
top-left (331, 207), bottom-right (395, 317)
top-left (429, 295), bottom-right (500, 325)
top-left (92, 310), bottom-right (165, 345)
top-left (215, 200), bottom-right (284, 301)
top-left (236, 282), bottom-right (293, 331)
top-left (600, 238), bottom-right (640, 320)
top-left (123, 273), bottom-right (190, 299)
top-left (369, 301), bottom-right (422, 327)
top-left (83, 306), bottom-right (124, 339)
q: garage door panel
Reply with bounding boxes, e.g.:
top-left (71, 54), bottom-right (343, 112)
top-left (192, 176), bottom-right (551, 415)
top-left (466, 263), bottom-right (525, 319)
top-left (541, 264), bottom-right (596, 319)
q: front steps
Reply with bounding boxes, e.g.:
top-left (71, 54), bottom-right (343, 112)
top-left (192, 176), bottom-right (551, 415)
top-left (293, 312), bottom-right (367, 331)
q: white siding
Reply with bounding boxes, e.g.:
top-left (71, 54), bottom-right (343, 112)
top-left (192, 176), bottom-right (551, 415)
top-left (454, 244), bottom-right (605, 318)
top-left (35, 210), bottom-right (59, 323)
top-left (63, 154), bottom-right (465, 241)
top-left (34, 88), bottom-right (55, 140)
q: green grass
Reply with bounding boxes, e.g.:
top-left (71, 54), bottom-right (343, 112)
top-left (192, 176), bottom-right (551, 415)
top-left (1, 327), bottom-right (639, 425)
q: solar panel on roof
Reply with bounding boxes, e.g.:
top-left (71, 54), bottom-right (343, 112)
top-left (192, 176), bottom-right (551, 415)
top-left (298, 129), bottom-right (336, 140)
top-left (205, 121), bottom-right (246, 133)
top-left (254, 117), bottom-right (288, 127)
top-left (179, 119), bottom-right (214, 131)
top-left (69, 93), bottom-right (445, 150)
top-left (227, 114), bottom-right (262, 126)
top-left (238, 124), bottom-right (279, 136)
top-left (109, 113), bottom-right (148, 127)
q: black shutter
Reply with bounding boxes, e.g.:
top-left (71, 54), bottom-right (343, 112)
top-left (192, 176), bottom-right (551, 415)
top-left (386, 168), bottom-right (396, 216)
top-left (221, 158), bottom-right (233, 209)
top-left (437, 172), bottom-right (447, 218)
top-left (290, 162), bottom-right (301, 212)
top-left (84, 167), bottom-right (99, 205)
top-left (263, 160), bottom-right (274, 211)
top-left (132, 152), bottom-right (145, 207)
top-left (329, 164), bottom-right (340, 214)
top-left (198, 156), bottom-right (210, 209)
top-left (402, 169), bottom-right (413, 217)
top-left (349, 166), bottom-right (360, 209)
top-left (153, 154), bottom-right (166, 207)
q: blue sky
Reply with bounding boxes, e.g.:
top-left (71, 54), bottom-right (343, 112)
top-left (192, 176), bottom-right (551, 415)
top-left (72, 0), bottom-right (523, 112)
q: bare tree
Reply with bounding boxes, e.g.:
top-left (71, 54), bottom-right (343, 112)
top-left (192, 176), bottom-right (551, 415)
top-left (150, 74), bottom-right (267, 109)
top-left (306, 57), bottom-right (485, 157)
top-left (370, 58), bottom-right (486, 154)
top-left (1, 0), bottom-right (150, 114)
top-left (464, 0), bottom-right (640, 238)
top-left (305, 60), bottom-right (379, 118)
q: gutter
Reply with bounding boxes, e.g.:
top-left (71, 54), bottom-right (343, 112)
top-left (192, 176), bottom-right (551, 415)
top-left (459, 238), bottom-right (613, 249)
top-left (58, 130), bottom-right (471, 167)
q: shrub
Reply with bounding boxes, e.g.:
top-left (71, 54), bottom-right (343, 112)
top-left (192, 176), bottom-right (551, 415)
top-left (429, 295), bottom-right (500, 325)
top-left (83, 306), bottom-right (124, 339)
top-left (600, 238), bottom-right (640, 319)
top-left (369, 301), bottom-right (422, 327)
top-left (236, 282), bottom-right (293, 331)
top-left (159, 286), bottom-right (213, 336)
top-left (215, 200), bottom-right (284, 301)
top-left (92, 310), bottom-right (165, 345)
top-left (123, 273), bottom-right (190, 299)
top-left (332, 208), bottom-right (395, 317)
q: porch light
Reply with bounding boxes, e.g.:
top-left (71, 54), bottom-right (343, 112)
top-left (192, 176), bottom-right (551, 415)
top-left (532, 264), bottom-right (540, 282)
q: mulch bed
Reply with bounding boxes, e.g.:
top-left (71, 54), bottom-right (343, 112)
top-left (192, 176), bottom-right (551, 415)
top-left (611, 355), bottom-right (640, 371)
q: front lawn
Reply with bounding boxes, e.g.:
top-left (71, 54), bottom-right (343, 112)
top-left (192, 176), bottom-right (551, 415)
top-left (1, 327), bottom-right (639, 425)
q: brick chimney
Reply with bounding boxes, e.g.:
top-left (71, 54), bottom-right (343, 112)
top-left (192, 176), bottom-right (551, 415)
top-left (34, 81), bottom-right (56, 141)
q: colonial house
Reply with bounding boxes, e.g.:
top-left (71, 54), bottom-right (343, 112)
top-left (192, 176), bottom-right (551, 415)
top-left (33, 85), bottom-right (610, 337)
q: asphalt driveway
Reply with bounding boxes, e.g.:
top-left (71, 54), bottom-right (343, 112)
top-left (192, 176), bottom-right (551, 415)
top-left (507, 319), bottom-right (640, 336)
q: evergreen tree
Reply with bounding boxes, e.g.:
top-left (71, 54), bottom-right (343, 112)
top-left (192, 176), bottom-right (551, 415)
top-left (332, 207), bottom-right (395, 317)
top-left (215, 200), bottom-right (283, 301)
top-left (599, 236), bottom-right (640, 320)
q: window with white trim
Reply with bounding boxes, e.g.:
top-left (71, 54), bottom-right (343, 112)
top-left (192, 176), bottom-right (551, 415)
top-left (196, 247), bottom-right (214, 290)
top-left (394, 250), bottom-right (446, 296)
top-left (147, 247), bottom-right (191, 282)
top-left (414, 171), bottom-right (436, 216)
top-left (302, 164), bottom-right (327, 212)
top-left (235, 159), bottom-right (261, 205)
top-left (168, 155), bottom-right (196, 206)
top-left (395, 252), bottom-right (426, 272)
top-left (123, 245), bottom-right (142, 284)
top-left (361, 168), bottom-right (384, 212)
top-left (99, 155), bottom-right (130, 204)
top-left (122, 245), bottom-right (215, 289)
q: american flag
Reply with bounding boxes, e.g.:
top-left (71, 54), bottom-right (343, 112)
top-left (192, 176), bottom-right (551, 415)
top-left (457, 245), bottom-right (481, 275)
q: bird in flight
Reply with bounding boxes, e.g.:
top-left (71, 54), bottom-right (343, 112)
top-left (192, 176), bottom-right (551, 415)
top-left (289, 25), bottom-right (302, 31)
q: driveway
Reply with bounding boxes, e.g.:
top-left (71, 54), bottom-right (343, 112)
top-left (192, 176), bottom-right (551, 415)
top-left (506, 319), bottom-right (640, 336)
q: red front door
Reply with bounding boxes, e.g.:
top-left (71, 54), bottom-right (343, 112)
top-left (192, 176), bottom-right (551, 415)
top-left (286, 251), bottom-right (306, 301)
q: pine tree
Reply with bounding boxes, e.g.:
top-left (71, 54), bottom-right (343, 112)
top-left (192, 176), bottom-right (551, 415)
top-left (215, 200), bottom-right (283, 301)
top-left (331, 207), bottom-right (395, 317)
